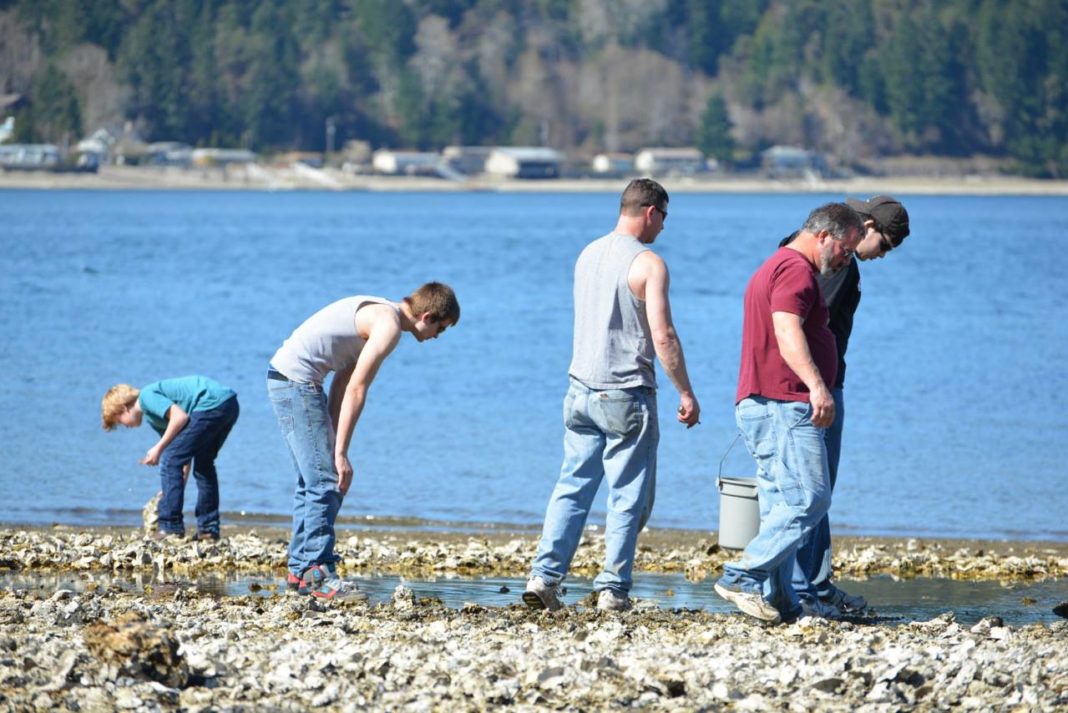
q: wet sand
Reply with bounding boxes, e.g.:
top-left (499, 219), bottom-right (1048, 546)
top-left (1, 525), bottom-right (1066, 711)
top-left (3, 164), bottom-right (1068, 195)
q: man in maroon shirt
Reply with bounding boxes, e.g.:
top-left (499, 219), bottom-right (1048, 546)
top-left (715, 203), bottom-right (863, 624)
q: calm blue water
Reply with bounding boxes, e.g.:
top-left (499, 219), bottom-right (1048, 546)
top-left (1, 189), bottom-right (1066, 540)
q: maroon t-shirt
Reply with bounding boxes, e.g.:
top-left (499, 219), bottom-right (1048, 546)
top-left (736, 247), bottom-right (837, 404)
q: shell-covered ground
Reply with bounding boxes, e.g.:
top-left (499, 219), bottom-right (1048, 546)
top-left (1, 526), bottom-right (1066, 711)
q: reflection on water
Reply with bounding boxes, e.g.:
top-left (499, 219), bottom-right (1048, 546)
top-left (2, 571), bottom-right (1064, 627)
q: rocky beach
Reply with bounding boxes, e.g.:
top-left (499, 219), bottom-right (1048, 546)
top-left (1, 526), bottom-right (1066, 711)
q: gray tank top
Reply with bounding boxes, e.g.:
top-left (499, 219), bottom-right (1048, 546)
top-left (568, 233), bottom-right (656, 389)
top-left (270, 295), bottom-right (397, 384)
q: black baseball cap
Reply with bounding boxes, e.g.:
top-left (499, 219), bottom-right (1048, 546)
top-left (846, 195), bottom-right (910, 246)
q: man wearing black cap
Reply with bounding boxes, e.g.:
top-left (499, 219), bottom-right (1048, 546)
top-left (789, 194), bottom-right (911, 617)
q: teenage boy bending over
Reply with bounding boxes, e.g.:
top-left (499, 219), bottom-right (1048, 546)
top-left (268, 282), bottom-right (460, 600)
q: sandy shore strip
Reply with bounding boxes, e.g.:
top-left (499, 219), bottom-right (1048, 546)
top-left (3, 164), bottom-right (1068, 195)
top-left (1, 526), bottom-right (1066, 711)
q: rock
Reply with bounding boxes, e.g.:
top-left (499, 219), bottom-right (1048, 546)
top-left (82, 612), bottom-right (189, 688)
top-left (142, 492), bottom-right (161, 534)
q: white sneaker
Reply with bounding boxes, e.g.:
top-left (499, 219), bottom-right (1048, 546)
top-left (596, 589), bottom-right (632, 612)
top-left (714, 582), bottom-right (781, 624)
top-left (522, 576), bottom-right (563, 611)
top-left (820, 586), bottom-right (867, 613)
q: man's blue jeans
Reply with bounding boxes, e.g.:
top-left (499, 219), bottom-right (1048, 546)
top-left (718, 396), bottom-right (831, 615)
top-left (158, 395), bottom-right (239, 536)
top-left (793, 387), bottom-right (843, 598)
top-left (530, 379), bottom-right (659, 595)
top-left (268, 375), bottom-right (343, 577)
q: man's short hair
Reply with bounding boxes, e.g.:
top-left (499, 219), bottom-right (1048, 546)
top-left (405, 282), bottom-right (460, 325)
top-left (620, 178), bottom-right (668, 217)
top-left (101, 384), bottom-right (139, 430)
top-left (801, 202), bottom-right (864, 242)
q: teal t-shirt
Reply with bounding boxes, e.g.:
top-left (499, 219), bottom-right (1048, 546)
top-left (138, 376), bottom-right (235, 435)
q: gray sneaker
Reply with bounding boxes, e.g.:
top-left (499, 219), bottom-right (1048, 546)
top-left (820, 586), bottom-right (867, 613)
top-left (596, 588), bottom-right (632, 612)
top-left (714, 582), bottom-right (781, 624)
top-left (522, 576), bottom-right (563, 611)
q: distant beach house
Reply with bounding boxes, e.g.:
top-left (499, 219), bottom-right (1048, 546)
top-left (147, 142), bottom-right (193, 167)
top-left (191, 148), bottom-right (257, 167)
top-left (591, 152), bottom-right (634, 176)
top-left (0, 143), bottom-right (60, 170)
top-left (441, 146), bottom-right (494, 176)
top-left (761, 145), bottom-right (824, 178)
top-left (633, 147), bottom-right (706, 176)
top-left (484, 147), bottom-right (563, 179)
top-left (277, 151), bottom-right (325, 168)
top-left (371, 149), bottom-right (440, 176)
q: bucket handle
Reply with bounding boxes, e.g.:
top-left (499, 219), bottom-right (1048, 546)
top-left (716, 433), bottom-right (742, 491)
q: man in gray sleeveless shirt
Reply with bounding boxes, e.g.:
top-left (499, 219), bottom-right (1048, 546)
top-left (524, 179), bottom-right (701, 612)
top-left (268, 283), bottom-right (460, 600)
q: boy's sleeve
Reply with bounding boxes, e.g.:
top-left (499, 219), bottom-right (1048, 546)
top-left (138, 385), bottom-right (174, 426)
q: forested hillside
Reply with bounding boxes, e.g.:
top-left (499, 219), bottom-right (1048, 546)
top-left (1, 0), bottom-right (1065, 176)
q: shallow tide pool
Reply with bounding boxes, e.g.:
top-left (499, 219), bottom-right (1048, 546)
top-left (3, 571), bottom-right (1065, 627)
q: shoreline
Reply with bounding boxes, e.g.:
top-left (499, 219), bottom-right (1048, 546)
top-left (3, 164), bottom-right (1068, 195)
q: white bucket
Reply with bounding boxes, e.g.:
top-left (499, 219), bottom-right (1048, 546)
top-left (717, 476), bottom-right (759, 551)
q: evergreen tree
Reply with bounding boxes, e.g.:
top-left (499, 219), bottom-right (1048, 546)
top-left (25, 64), bottom-right (82, 143)
top-left (696, 93), bottom-right (734, 166)
top-left (243, 0), bottom-right (301, 149)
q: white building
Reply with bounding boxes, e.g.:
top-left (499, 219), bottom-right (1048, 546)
top-left (633, 147), bottom-right (706, 176)
top-left (761, 145), bottom-right (823, 178)
top-left (441, 145), bottom-right (494, 176)
top-left (191, 148), bottom-right (257, 167)
top-left (0, 143), bottom-right (60, 170)
top-left (371, 149), bottom-right (440, 176)
top-left (591, 152), bottom-right (634, 176)
top-left (484, 147), bottom-right (562, 179)
top-left (147, 142), bottom-right (193, 167)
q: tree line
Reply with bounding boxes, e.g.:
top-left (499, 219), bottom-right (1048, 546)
top-left (2, 0), bottom-right (1065, 177)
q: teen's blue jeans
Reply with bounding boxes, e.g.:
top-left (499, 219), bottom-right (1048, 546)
top-left (157, 395), bottom-right (239, 536)
top-left (267, 374), bottom-right (343, 577)
top-left (718, 396), bottom-right (831, 616)
top-left (793, 387), bottom-right (843, 598)
top-left (530, 379), bottom-right (659, 595)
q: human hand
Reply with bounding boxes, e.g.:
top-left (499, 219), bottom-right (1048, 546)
top-left (809, 387), bottom-right (836, 428)
top-left (140, 446), bottom-right (162, 466)
top-left (676, 394), bottom-right (701, 429)
top-left (335, 454), bottom-right (353, 496)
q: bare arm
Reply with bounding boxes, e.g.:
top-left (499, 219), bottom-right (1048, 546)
top-left (141, 404), bottom-right (189, 465)
top-left (328, 364), bottom-right (355, 432)
top-left (332, 307), bottom-right (402, 495)
top-left (772, 311), bottom-right (834, 428)
top-left (634, 251), bottom-right (700, 427)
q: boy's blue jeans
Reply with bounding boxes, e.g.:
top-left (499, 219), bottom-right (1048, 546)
top-left (793, 387), bottom-right (844, 598)
top-left (267, 374), bottom-right (342, 577)
top-left (157, 395), bottom-right (239, 536)
top-left (718, 396), bottom-right (831, 616)
top-left (530, 379), bottom-right (659, 595)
